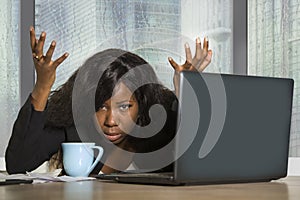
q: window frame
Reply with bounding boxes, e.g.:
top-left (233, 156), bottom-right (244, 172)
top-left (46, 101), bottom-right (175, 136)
top-left (20, 0), bottom-right (35, 105)
top-left (233, 0), bottom-right (247, 75)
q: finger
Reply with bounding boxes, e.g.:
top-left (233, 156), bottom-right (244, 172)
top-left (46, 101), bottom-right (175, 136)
top-left (168, 57), bottom-right (180, 71)
top-left (185, 43), bottom-right (192, 64)
top-left (52, 53), bottom-right (69, 69)
top-left (194, 37), bottom-right (203, 60)
top-left (44, 41), bottom-right (56, 63)
top-left (199, 50), bottom-right (212, 72)
top-left (192, 37), bottom-right (203, 67)
top-left (203, 37), bottom-right (209, 55)
top-left (36, 31), bottom-right (46, 57)
top-left (196, 37), bottom-right (208, 69)
top-left (30, 26), bottom-right (36, 52)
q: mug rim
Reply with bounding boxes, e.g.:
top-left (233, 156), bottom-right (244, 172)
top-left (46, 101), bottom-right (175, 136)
top-left (61, 142), bottom-right (95, 146)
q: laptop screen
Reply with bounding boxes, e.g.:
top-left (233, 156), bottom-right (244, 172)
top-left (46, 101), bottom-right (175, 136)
top-left (174, 72), bottom-right (294, 183)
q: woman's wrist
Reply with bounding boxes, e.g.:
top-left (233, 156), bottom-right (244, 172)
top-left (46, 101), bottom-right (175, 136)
top-left (31, 84), bottom-right (51, 111)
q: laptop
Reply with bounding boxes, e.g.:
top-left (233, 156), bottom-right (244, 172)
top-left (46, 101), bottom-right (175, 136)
top-left (96, 71), bottom-right (294, 185)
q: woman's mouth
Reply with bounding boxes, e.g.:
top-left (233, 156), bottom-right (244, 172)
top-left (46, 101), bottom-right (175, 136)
top-left (103, 133), bottom-right (123, 143)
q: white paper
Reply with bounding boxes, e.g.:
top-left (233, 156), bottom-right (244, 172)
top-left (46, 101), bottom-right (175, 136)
top-left (0, 169), bottom-right (95, 184)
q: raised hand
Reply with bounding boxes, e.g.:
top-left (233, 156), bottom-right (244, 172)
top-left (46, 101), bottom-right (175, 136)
top-left (30, 26), bottom-right (69, 90)
top-left (30, 26), bottom-right (69, 111)
top-left (168, 37), bottom-right (212, 96)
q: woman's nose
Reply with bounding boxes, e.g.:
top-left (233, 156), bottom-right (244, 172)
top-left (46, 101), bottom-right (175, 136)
top-left (104, 109), bottom-right (118, 127)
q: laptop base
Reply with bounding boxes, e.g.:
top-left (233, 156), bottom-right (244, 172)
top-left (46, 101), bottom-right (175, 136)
top-left (95, 172), bottom-right (183, 186)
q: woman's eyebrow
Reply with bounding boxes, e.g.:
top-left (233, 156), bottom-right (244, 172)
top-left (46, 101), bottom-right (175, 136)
top-left (115, 99), bottom-right (136, 104)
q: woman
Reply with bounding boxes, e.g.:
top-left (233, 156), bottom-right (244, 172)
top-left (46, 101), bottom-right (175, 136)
top-left (5, 27), bottom-right (212, 174)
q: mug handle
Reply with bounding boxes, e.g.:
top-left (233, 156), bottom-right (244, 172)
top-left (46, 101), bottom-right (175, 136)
top-left (86, 146), bottom-right (104, 175)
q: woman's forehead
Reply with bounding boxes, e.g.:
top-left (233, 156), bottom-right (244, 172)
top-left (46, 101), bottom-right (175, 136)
top-left (110, 82), bottom-right (136, 102)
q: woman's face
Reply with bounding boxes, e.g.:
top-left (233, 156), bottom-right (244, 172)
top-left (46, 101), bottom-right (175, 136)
top-left (96, 82), bottom-right (139, 146)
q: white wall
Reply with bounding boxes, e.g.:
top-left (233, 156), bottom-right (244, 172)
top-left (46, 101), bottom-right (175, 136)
top-left (288, 157), bottom-right (300, 176)
top-left (0, 157), bottom-right (5, 172)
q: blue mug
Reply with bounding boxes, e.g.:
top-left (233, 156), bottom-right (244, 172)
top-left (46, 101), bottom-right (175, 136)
top-left (62, 143), bottom-right (104, 177)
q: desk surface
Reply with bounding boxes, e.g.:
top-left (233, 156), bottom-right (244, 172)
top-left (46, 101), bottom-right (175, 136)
top-left (0, 176), bottom-right (299, 200)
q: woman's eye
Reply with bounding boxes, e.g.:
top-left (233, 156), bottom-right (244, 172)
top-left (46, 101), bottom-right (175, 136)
top-left (119, 104), bottom-right (131, 111)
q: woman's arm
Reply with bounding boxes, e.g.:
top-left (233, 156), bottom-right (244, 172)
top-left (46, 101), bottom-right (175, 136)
top-left (30, 26), bottom-right (68, 111)
top-left (5, 27), bottom-right (69, 174)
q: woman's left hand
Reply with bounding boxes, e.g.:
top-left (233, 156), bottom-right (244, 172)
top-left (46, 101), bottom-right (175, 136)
top-left (168, 37), bottom-right (212, 96)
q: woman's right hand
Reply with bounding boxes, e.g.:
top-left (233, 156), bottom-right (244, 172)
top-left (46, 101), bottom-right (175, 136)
top-left (30, 26), bottom-right (69, 111)
top-left (168, 37), bottom-right (212, 97)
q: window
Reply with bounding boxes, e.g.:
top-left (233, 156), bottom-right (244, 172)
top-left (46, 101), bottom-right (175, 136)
top-left (34, 0), bottom-right (233, 90)
top-left (6, 0), bottom-right (299, 173)
top-left (0, 0), bottom-right (20, 158)
top-left (248, 0), bottom-right (300, 157)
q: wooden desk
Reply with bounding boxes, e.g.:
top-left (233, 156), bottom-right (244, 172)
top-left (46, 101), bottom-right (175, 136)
top-left (0, 176), bottom-right (299, 200)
